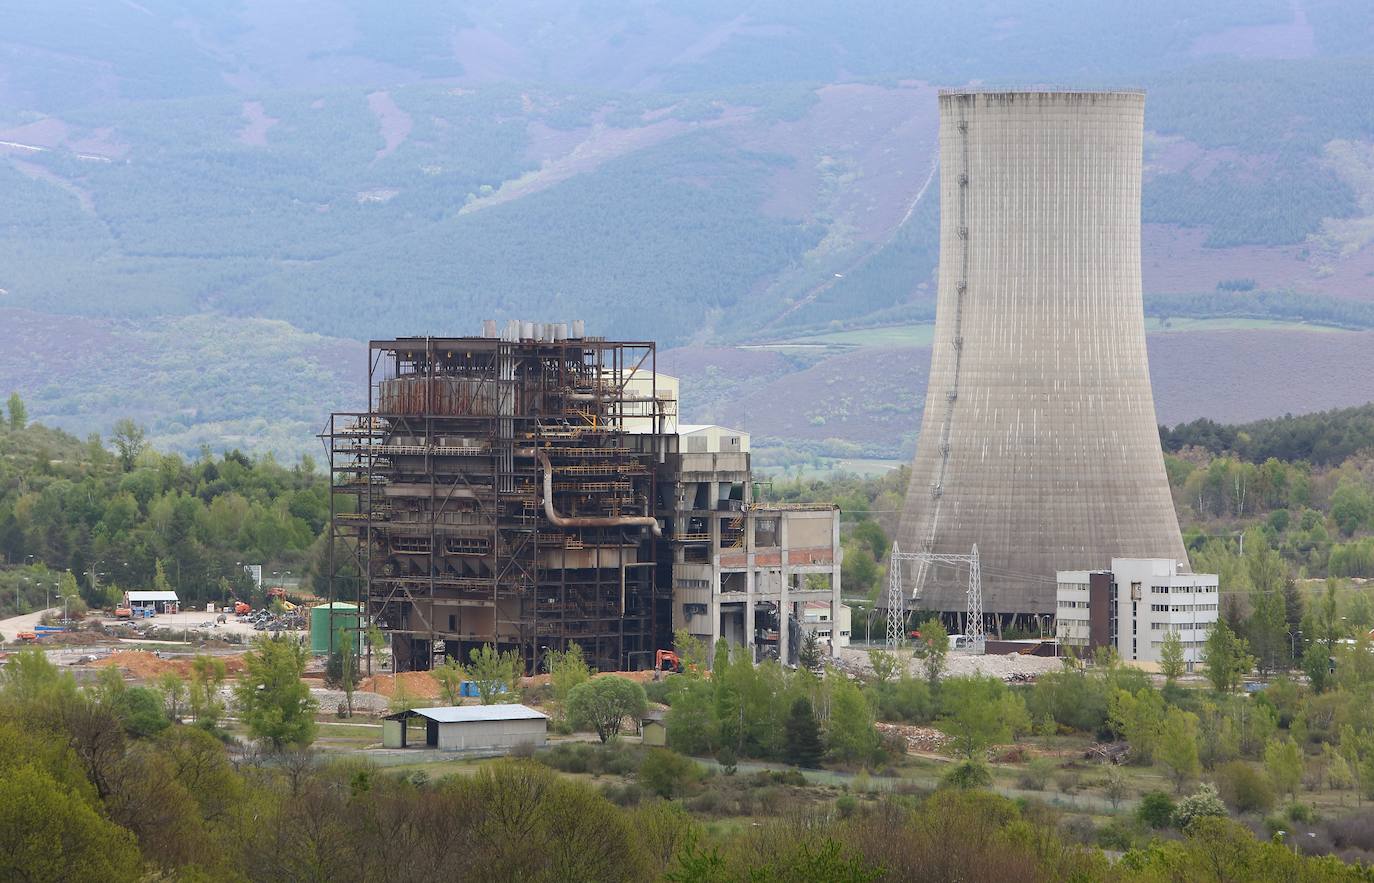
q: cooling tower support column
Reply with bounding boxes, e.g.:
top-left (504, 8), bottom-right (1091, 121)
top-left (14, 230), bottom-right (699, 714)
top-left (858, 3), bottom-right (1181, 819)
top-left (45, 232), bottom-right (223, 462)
top-left (886, 543), bottom-right (983, 654)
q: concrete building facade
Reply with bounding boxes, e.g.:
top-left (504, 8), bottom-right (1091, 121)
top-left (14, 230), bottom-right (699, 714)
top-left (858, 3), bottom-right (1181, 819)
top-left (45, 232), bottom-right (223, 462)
top-left (663, 426), bottom-right (841, 665)
top-left (897, 90), bottom-right (1187, 627)
top-left (1056, 558), bottom-right (1218, 665)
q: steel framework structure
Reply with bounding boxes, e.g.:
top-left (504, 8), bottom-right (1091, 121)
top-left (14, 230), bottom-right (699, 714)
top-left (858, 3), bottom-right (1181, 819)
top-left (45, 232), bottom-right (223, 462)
top-left (324, 325), bottom-right (675, 673)
top-left (885, 542), bottom-right (983, 653)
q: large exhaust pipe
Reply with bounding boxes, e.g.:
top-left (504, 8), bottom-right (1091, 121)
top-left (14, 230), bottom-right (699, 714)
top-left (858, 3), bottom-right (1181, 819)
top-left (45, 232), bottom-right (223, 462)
top-left (537, 450), bottom-right (661, 536)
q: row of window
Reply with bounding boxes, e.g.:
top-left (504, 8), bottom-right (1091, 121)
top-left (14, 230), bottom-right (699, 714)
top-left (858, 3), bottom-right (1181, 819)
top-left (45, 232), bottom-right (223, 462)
top-left (1149, 621), bottom-right (1216, 634)
top-left (1058, 599), bottom-right (1089, 609)
top-left (1150, 603), bottom-right (1219, 613)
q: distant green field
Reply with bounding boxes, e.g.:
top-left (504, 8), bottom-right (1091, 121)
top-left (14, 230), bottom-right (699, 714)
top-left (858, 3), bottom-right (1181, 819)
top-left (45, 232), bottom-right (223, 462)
top-left (1143, 317), bottom-right (1349, 334)
top-left (775, 316), bottom-right (1351, 348)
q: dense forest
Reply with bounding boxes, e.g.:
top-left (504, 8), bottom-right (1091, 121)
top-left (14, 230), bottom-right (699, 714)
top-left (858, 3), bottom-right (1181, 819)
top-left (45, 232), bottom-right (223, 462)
top-left (0, 395), bottom-right (326, 617)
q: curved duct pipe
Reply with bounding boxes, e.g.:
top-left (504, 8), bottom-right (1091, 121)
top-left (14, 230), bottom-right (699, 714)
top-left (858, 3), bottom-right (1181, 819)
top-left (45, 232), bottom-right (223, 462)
top-left (537, 450), bottom-right (662, 537)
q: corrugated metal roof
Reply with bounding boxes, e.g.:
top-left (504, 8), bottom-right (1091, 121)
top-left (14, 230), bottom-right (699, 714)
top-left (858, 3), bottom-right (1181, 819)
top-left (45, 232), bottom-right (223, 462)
top-left (412, 704), bottom-right (547, 724)
top-left (127, 591), bottom-right (179, 602)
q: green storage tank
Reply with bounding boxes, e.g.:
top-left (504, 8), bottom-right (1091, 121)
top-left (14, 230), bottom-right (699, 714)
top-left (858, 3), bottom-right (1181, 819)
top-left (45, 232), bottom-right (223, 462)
top-left (310, 602), bottom-right (361, 655)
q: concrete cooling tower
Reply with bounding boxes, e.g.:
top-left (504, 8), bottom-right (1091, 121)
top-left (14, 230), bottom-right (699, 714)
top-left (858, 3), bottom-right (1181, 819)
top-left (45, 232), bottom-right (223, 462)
top-left (896, 90), bottom-right (1186, 626)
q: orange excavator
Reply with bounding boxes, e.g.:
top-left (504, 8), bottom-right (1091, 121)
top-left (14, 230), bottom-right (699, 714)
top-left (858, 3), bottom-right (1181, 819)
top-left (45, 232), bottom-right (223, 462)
top-left (655, 649), bottom-right (684, 674)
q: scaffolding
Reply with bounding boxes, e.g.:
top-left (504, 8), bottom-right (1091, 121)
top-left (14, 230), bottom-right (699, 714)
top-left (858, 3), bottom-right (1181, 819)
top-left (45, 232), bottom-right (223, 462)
top-left (324, 323), bottom-right (676, 672)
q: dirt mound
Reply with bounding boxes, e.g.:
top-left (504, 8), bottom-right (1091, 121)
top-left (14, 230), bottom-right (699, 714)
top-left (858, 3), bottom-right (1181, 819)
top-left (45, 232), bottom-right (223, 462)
top-left (358, 671), bottom-right (441, 700)
top-left (94, 651), bottom-right (190, 678)
top-left (93, 650), bottom-right (247, 679)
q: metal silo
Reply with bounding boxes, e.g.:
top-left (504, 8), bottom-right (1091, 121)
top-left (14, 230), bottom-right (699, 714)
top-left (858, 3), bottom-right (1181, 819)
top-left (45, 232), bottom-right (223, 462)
top-left (896, 90), bottom-right (1186, 630)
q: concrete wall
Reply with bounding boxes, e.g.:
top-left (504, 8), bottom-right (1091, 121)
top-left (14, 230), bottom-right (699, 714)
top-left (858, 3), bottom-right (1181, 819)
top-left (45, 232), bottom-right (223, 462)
top-left (434, 718), bottom-right (548, 751)
top-left (899, 91), bottom-right (1186, 617)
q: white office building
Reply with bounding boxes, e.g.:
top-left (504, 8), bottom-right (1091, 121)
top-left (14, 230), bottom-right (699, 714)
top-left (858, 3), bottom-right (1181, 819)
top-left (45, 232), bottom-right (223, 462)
top-left (1055, 558), bottom-right (1218, 666)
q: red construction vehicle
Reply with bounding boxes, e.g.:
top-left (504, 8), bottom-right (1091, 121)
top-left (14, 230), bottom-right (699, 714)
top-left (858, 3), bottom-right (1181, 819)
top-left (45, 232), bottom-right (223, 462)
top-left (655, 649), bottom-right (684, 673)
top-left (16, 631), bottom-right (38, 642)
top-left (115, 607), bottom-right (133, 619)
top-left (234, 601), bottom-right (251, 616)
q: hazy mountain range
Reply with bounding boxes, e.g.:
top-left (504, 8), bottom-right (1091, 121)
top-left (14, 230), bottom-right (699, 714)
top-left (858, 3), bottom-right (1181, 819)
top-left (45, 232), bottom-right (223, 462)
top-left (2, 0), bottom-right (1373, 462)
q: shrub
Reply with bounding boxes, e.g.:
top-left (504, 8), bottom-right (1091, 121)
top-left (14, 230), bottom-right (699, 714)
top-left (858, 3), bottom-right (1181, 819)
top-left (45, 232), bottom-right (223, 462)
top-left (1137, 791), bottom-right (1176, 829)
top-left (836, 794), bottom-right (859, 818)
top-left (1055, 768), bottom-right (1081, 794)
top-left (941, 761), bottom-right (992, 790)
top-left (1060, 815), bottom-right (1096, 845)
top-left (715, 745), bottom-right (737, 775)
top-left (643, 679), bottom-right (673, 706)
top-left (1173, 783), bottom-right (1228, 830)
top-left (1214, 760), bottom-right (1276, 814)
top-left (1096, 818), bottom-right (1135, 851)
top-left (599, 782), bottom-right (644, 807)
top-left (639, 749), bottom-right (702, 799)
top-left (1016, 758), bottom-right (1053, 791)
top-left (1287, 802), bottom-right (1315, 824)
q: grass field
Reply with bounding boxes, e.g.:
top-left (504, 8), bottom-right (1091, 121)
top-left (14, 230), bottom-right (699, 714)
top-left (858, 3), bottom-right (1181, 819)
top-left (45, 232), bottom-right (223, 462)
top-left (771, 316), bottom-right (1352, 349)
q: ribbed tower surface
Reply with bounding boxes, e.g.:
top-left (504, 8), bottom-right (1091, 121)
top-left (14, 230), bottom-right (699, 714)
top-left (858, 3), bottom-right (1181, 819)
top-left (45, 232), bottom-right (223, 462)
top-left (896, 90), bottom-right (1186, 617)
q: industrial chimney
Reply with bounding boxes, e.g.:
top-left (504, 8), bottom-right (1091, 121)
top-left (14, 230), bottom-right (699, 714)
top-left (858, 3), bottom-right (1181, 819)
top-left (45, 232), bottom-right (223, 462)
top-left (896, 90), bottom-right (1186, 626)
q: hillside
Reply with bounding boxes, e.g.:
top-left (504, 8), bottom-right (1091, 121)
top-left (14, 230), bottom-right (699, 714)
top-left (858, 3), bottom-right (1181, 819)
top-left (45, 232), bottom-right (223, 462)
top-left (3, 2), bottom-right (1374, 457)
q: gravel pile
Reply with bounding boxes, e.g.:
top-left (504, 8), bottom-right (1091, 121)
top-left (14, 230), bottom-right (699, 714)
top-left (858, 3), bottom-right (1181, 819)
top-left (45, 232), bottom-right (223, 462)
top-left (311, 688), bottom-right (389, 715)
top-left (835, 647), bottom-right (1063, 682)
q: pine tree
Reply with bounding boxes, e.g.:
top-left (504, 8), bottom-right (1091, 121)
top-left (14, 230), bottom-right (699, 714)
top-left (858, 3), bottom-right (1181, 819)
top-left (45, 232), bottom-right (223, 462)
top-left (784, 696), bottom-right (824, 768)
top-left (799, 631), bottom-right (823, 673)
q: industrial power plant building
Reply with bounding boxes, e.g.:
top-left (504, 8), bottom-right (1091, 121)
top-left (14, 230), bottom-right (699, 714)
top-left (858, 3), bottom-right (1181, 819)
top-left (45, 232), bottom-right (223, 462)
top-left (895, 90), bottom-right (1187, 633)
top-left (325, 322), bottom-right (839, 672)
top-left (1056, 559), bottom-right (1219, 665)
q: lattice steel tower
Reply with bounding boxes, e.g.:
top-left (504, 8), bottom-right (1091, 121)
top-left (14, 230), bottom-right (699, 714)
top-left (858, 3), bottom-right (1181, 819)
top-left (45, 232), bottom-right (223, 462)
top-left (896, 90), bottom-right (1187, 629)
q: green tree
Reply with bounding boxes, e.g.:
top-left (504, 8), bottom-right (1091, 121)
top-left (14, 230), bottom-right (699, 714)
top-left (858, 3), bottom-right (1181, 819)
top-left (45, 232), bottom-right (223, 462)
top-left (1159, 629), bottom-right (1186, 684)
top-left (1302, 641), bottom-right (1333, 694)
top-left (110, 418), bottom-right (147, 471)
top-left (784, 696), bottom-right (824, 768)
top-left (548, 643), bottom-right (592, 705)
top-left (665, 678), bottom-right (717, 756)
top-left (234, 635), bottom-right (317, 749)
top-left (188, 654), bottom-right (227, 730)
top-left (566, 676), bottom-right (647, 743)
top-left (916, 617), bottom-right (948, 684)
top-left (5, 392), bottom-right (25, 431)
top-left (0, 764), bottom-right (142, 883)
top-left (1109, 687), bottom-right (1166, 763)
top-left (1157, 707), bottom-right (1201, 793)
top-left (155, 671), bottom-right (188, 721)
top-left (1264, 736), bottom-right (1303, 801)
top-left (1136, 791), bottom-right (1176, 829)
top-left (827, 673), bottom-right (880, 765)
top-left (867, 649), bottom-right (900, 685)
top-left (433, 654), bottom-right (466, 706)
top-left (1203, 620), bottom-right (1252, 692)
top-left (937, 676), bottom-right (1011, 760)
top-left (1331, 482), bottom-right (1374, 536)
top-left (466, 643), bottom-right (522, 704)
top-left (799, 631), bottom-right (823, 672)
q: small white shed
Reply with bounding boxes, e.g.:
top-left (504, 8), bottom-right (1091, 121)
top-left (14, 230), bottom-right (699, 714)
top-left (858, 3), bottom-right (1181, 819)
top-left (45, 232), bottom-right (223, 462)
top-left (383, 704), bottom-right (548, 752)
